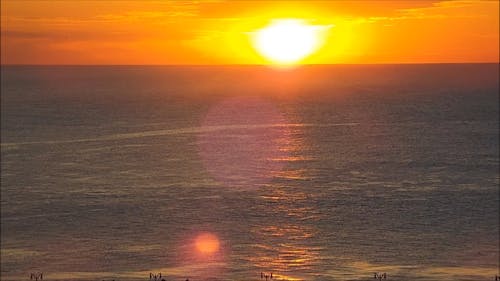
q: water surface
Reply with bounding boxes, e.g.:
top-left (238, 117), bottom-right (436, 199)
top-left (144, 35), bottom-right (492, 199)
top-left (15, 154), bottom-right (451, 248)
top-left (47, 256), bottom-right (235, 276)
top-left (1, 64), bottom-right (498, 281)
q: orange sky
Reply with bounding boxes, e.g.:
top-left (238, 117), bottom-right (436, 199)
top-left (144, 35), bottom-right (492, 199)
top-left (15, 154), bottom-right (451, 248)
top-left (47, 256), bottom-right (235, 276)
top-left (1, 0), bottom-right (498, 65)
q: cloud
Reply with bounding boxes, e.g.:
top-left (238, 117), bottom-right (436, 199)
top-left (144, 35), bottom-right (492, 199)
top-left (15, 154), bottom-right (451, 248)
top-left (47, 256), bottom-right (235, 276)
top-left (1, 28), bottom-right (145, 43)
top-left (95, 10), bottom-right (198, 22)
top-left (397, 0), bottom-right (487, 18)
top-left (376, 0), bottom-right (493, 22)
top-left (1, 30), bottom-right (44, 39)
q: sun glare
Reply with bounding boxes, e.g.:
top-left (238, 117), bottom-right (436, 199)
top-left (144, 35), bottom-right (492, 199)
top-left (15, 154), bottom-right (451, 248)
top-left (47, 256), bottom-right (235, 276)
top-left (252, 19), bottom-right (327, 65)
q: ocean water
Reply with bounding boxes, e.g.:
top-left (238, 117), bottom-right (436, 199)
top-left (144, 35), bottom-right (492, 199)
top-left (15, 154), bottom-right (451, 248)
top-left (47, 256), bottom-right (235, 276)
top-left (1, 64), bottom-right (498, 281)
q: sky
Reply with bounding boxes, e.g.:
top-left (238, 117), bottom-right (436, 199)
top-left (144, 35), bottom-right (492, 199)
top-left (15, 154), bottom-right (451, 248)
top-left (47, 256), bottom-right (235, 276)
top-left (1, 0), bottom-right (499, 65)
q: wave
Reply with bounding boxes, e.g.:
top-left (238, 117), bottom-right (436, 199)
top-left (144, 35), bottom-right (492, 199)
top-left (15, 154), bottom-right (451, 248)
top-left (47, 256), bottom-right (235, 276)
top-left (0, 122), bottom-right (359, 147)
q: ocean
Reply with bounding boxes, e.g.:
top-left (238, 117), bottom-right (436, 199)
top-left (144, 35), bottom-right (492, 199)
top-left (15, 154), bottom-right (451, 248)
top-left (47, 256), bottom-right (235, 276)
top-left (1, 64), bottom-right (498, 281)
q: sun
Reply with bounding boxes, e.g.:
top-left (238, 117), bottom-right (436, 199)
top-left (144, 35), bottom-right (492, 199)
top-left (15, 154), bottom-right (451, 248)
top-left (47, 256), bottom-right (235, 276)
top-left (252, 19), bottom-right (326, 65)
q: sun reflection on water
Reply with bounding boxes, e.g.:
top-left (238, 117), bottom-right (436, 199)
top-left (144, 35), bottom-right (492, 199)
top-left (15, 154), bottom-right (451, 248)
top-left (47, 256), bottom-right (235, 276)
top-left (248, 223), bottom-right (323, 280)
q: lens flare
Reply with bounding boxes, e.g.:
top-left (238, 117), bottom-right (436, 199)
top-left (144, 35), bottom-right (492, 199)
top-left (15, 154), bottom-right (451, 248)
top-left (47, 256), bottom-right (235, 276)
top-left (195, 233), bottom-right (220, 255)
top-left (197, 97), bottom-right (290, 188)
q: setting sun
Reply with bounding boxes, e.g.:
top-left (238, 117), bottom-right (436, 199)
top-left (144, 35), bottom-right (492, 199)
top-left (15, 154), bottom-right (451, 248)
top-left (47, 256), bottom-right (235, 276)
top-left (252, 19), bottom-right (328, 65)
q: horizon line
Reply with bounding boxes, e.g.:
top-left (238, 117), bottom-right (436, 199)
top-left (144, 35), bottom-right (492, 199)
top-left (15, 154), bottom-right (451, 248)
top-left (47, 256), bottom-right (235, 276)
top-left (1, 62), bottom-right (499, 67)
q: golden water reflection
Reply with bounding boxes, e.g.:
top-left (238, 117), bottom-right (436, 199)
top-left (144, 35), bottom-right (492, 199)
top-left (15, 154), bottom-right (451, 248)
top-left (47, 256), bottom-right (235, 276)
top-left (248, 222), bottom-right (323, 277)
top-left (247, 123), bottom-right (324, 280)
top-left (249, 164), bottom-right (324, 281)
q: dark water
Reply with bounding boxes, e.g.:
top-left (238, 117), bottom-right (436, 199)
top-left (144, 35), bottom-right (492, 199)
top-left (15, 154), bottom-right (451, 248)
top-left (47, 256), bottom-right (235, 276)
top-left (1, 64), bottom-right (498, 281)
